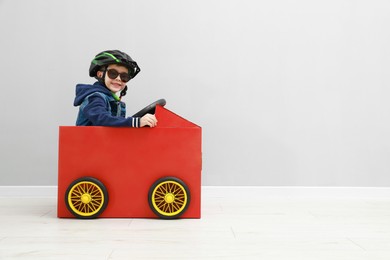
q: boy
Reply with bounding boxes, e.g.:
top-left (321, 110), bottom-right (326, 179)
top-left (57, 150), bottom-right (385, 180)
top-left (74, 50), bottom-right (157, 127)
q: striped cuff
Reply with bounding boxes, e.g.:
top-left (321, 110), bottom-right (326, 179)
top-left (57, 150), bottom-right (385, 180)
top-left (131, 117), bottom-right (140, 128)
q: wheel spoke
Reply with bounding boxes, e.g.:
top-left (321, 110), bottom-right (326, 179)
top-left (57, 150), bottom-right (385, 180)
top-left (87, 203), bottom-right (95, 212)
top-left (174, 203), bottom-right (180, 212)
top-left (156, 200), bottom-right (165, 208)
top-left (73, 200), bottom-right (82, 209)
top-left (78, 184), bottom-right (86, 195)
top-left (172, 186), bottom-right (181, 195)
top-left (72, 188), bottom-right (81, 197)
top-left (90, 201), bottom-right (100, 209)
top-left (175, 195), bottom-right (185, 200)
top-left (167, 183), bottom-right (173, 193)
top-left (155, 190), bottom-right (165, 196)
top-left (163, 203), bottom-right (169, 213)
top-left (90, 190), bottom-right (100, 197)
top-left (161, 184), bottom-right (168, 194)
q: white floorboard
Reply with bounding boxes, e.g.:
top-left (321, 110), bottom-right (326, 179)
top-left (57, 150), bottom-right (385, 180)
top-left (1, 187), bottom-right (390, 259)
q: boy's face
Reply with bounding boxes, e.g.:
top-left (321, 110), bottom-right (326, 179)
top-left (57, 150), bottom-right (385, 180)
top-left (97, 64), bottom-right (129, 93)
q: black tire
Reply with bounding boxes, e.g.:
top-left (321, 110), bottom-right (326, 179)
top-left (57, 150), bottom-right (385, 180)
top-left (65, 177), bottom-right (109, 219)
top-left (148, 177), bottom-right (191, 219)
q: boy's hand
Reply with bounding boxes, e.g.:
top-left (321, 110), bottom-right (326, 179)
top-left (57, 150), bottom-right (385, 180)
top-left (140, 114), bottom-right (157, 127)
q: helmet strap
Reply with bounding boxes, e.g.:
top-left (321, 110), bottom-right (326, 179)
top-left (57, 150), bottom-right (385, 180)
top-left (120, 86), bottom-right (128, 99)
top-left (96, 67), bottom-right (107, 86)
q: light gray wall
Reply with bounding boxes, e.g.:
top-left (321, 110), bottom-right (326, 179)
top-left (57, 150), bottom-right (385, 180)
top-left (1, 0), bottom-right (389, 186)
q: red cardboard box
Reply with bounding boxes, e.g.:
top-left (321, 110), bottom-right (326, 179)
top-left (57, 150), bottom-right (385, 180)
top-left (57, 105), bottom-right (201, 219)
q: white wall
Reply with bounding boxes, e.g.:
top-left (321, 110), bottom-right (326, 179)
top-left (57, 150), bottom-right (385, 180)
top-left (0, 0), bottom-right (389, 186)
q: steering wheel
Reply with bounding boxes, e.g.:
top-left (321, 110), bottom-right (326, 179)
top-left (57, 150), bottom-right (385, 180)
top-left (132, 99), bottom-right (166, 117)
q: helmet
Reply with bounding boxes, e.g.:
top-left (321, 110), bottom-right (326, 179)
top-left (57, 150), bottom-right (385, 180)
top-left (89, 50), bottom-right (141, 79)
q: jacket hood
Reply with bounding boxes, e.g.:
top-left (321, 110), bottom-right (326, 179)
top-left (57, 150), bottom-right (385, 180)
top-left (74, 82), bottom-right (112, 106)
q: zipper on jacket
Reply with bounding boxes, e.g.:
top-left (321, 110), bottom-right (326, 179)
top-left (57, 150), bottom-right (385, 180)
top-left (116, 102), bottom-right (121, 117)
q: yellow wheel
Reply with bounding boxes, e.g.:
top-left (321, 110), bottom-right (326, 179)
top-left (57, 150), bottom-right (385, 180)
top-left (65, 177), bottom-right (108, 219)
top-left (148, 177), bottom-right (190, 219)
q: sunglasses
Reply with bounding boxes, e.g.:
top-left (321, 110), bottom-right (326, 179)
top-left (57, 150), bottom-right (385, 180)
top-left (106, 69), bottom-right (131, 83)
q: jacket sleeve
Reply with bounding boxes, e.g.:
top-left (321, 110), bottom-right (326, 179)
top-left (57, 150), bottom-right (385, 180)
top-left (83, 94), bottom-right (141, 127)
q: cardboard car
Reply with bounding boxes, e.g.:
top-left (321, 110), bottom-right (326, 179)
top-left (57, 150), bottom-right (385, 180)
top-left (57, 101), bottom-right (202, 219)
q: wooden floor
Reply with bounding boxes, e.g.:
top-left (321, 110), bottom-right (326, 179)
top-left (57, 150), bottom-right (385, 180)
top-left (1, 187), bottom-right (390, 259)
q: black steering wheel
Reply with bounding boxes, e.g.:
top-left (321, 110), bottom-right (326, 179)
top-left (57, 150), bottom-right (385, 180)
top-left (132, 99), bottom-right (166, 117)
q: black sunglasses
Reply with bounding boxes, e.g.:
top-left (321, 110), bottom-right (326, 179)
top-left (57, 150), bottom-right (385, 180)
top-left (106, 69), bottom-right (131, 83)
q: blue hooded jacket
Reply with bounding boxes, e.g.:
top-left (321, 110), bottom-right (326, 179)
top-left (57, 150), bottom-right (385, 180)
top-left (74, 82), bottom-right (140, 127)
